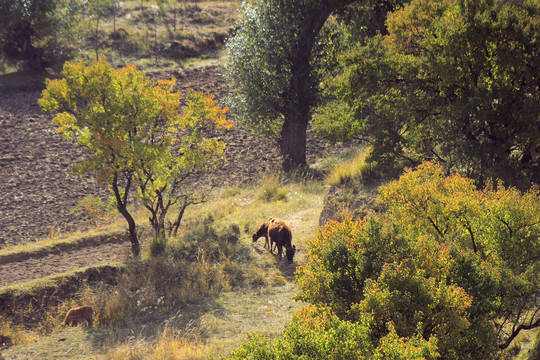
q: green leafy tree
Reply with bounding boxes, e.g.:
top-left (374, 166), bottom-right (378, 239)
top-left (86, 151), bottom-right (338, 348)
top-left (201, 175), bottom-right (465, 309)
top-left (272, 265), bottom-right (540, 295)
top-left (225, 0), bottom-right (357, 170)
top-left (295, 162), bottom-right (540, 358)
top-left (39, 59), bottom-right (231, 256)
top-left (314, 0), bottom-right (406, 83)
top-left (379, 162), bottom-right (540, 351)
top-left (136, 89), bottom-right (230, 240)
top-left (313, 0), bottom-right (540, 188)
top-left (0, 0), bottom-right (78, 70)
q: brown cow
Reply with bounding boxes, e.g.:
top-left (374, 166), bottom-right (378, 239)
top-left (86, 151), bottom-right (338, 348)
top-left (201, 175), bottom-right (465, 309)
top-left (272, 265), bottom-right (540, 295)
top-left (62, 306), bottom-right (94, 327)
top-left (253, 217), bottom-right (296, 263)
top-left (252, 216), bottom-right (275, 251)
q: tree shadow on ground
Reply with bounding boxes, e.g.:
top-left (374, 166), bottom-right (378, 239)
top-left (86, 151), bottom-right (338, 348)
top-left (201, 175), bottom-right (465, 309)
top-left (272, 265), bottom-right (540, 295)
top-left (0, 71), bottom-right (58, 93)
top-left (83, 292), bottom-right (226, 354)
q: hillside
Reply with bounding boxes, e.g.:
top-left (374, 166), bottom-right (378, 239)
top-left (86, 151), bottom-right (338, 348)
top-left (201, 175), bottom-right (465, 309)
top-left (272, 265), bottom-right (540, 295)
top-left (0, 182), bottom-right (326, 358)
top-left (0, 2), bottom-right (354, 358)
top-left (1, 1), bottom-right (539, 359)
top-left (0, 55), bottom-right (350, 360)
top-left (0, 65), bottom-right (345, 248)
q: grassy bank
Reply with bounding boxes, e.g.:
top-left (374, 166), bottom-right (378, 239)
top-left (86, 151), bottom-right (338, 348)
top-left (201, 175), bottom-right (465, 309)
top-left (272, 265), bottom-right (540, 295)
top-left (1, 174), bottom-right (326, 359)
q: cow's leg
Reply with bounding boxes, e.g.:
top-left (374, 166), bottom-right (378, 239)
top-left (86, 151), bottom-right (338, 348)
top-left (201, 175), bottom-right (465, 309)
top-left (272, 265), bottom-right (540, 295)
top-left (269, 236), bottom-right (275, 253)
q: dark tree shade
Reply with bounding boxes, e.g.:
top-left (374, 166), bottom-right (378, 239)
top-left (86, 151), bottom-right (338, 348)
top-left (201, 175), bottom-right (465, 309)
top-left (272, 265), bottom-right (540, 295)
top-left (0, 0), bottom-right (76, 71)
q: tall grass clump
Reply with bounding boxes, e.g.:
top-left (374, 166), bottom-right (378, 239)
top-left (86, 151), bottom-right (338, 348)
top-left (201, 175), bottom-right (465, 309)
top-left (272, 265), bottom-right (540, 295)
top-left (102, 327), bottom-right (208, 360)
top-left (149, 328), bottom-right (207, 360)
top-left (148, 236), bottom-right (167, 257)
top-left (0, 316), bottom-right (37, 349)
top-left (258, 175), bottom-right (287, 202)
top-left (325, 147), bottom-right (375, 187)
top-left (325, 146), bottom-right (407, 189)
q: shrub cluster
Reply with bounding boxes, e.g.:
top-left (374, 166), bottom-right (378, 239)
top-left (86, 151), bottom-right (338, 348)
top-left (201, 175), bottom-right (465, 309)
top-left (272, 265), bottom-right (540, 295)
top-left (225, 162), bottom-right (540, 359)
top-left (80, 216), bottom-right (253, 327)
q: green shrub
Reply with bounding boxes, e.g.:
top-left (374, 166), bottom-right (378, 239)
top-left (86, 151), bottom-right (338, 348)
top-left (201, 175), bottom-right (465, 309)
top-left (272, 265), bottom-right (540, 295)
top-left (294, 162), bottom-right (540, 358)
top-left (223, 306), bottom-right (438, 360)
top-left (149, 237), bottom-right (166, 257)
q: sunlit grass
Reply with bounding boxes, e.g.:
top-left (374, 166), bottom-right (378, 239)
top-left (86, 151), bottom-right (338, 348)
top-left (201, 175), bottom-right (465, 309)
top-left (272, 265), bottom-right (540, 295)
top-left (258, 174), bottom-right (288, 202)
top-left (177, 177), bottom-right (324, 242)
top-left (98, 327), bottom-right (208, 360)
top-left (2, 168), bottom-right (325, 359)
top-left (325, 147), bottom-right (374, 187)
top-left (0, 224), bottom-right (126, 265)
top-left (149, 328), bottom-right (207, 360)
top-left (0, 316), bottom-right (38, 348)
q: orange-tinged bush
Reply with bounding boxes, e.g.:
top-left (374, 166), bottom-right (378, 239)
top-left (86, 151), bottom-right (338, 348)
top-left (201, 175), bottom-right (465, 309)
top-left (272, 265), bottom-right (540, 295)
top-left (295, 162), bottom-right (540, 358)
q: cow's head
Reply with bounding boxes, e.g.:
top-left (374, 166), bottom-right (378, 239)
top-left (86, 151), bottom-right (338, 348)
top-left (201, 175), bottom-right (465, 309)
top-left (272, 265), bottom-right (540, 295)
top-left (286, 245), bottom-right (296, 263)
top-left (252, 222), bottom-right (268, 242)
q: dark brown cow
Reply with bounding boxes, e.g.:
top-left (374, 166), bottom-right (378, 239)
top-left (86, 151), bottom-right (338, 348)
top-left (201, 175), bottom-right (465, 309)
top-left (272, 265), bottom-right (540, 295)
top-left (252, 216), bottom-right (275, 251)
top-left (253, 217), bottom-right (296, 263)
top-left (62, 306), bottom-right (94, 327)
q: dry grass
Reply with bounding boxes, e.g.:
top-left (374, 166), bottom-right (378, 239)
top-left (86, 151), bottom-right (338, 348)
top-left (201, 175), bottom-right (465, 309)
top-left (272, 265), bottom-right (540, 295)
top-left (258, 174), bottom-right (288, 202)
top-left (0, 225), bottom-right (125, 265)
top-left (2, 174), bottom-right (325, 359)
top-left (69, 0), bottom-right (240, 71)
top-left (324, 147), bottom-right (374, 187)
top-left (101, 327), bottom-right (208, 360)
top-left (0, 317), bottom-right (38, 349)
top-left (500, 328), bottom-right (540, 360)
top-left (3, 155), bottom-right (537, 360)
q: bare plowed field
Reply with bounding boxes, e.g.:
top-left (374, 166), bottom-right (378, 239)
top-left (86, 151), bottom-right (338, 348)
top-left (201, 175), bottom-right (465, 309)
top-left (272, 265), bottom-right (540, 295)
top-left (0, 65), bottom-right (342, 286)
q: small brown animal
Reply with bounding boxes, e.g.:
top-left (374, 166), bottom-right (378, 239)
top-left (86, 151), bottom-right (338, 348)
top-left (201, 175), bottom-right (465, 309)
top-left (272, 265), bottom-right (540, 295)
top-left (252, 216), bottom-right (276, 250)
top-left (253, 217), bottom-right (296, 263)
top-left (62, 306), bottom-right (94, 327)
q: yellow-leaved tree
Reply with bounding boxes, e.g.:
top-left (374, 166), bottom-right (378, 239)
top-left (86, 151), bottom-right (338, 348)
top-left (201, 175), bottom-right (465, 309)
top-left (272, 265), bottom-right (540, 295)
top-left (39, 59), bottom-right (232, 256)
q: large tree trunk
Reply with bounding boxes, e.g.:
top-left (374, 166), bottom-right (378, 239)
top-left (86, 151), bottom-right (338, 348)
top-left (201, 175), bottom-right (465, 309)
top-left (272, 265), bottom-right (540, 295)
top-left (281, 105), bottom-right (309, 171)
top-left (279, 0), bottom-right (357, 170)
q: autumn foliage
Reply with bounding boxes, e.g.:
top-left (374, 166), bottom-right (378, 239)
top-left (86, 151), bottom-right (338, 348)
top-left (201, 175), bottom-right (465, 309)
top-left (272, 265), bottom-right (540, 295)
top-left (39, 59), bottom-right (231, 255)
top-left (294, 162), bottom-right (540, 358)
top-left (226, 162), bottom-right (540, 359)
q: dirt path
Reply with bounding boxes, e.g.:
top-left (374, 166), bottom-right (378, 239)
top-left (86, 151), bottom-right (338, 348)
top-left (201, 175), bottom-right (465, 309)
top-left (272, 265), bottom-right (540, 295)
top-left (0, 65), bottom-right (344, 287)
